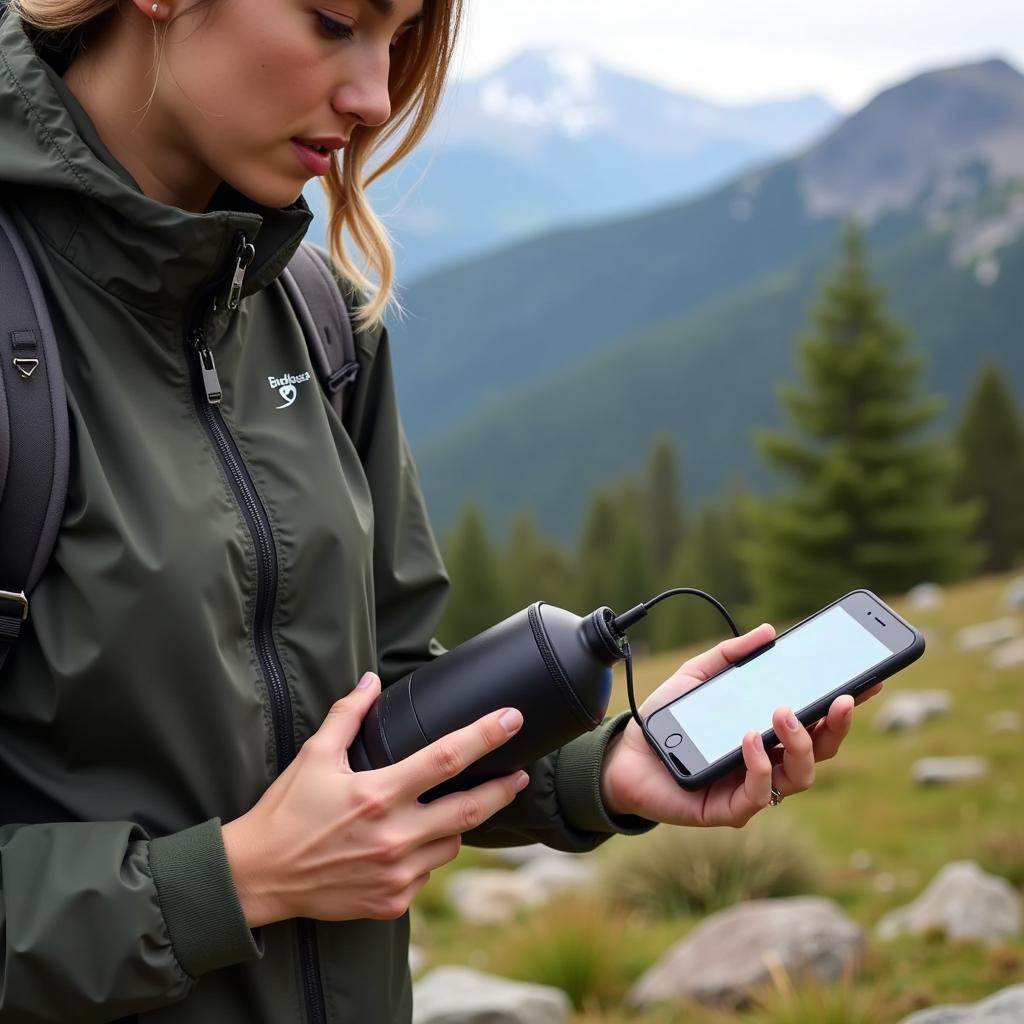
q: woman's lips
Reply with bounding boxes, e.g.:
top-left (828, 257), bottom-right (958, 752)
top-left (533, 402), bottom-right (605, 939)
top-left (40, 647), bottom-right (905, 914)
top-left (291, 139), bottom-right (334, 177)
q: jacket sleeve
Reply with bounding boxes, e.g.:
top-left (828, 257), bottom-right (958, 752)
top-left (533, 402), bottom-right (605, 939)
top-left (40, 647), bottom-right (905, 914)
top-left (345, 313), bottom-right (655, 853)
top-left (0, 817), bottom-right (260, 1022)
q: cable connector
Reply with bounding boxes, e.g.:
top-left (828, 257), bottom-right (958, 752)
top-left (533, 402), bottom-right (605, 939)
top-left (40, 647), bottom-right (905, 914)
top-left (610, 603), bottom-right (649, 636)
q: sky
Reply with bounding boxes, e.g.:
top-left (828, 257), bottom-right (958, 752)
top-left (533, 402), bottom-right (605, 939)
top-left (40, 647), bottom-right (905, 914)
top-left (451, 1), bottom-right (1024, 112)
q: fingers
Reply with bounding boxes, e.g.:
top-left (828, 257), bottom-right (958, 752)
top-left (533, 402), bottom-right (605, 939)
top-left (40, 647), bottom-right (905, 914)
top-left (306, 673), bottom-right (382, 767)
top-left (807, 694), bottom-right (856, 762)
top-left (419, 769), bottom-right (530, 843)
top-left (770, 707), bottom-right (816, 795)
top-left (681, 623), bottom-right (776, 683)
top-left (722, 730), bottom-right (773, 824)
top-left (389, 706), bottom-right (524, 798)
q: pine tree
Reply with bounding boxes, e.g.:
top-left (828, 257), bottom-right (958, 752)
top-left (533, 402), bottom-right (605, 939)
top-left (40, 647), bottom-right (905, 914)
top-left (576, 489), bottom-right (621, 615)
top-left (646, 434), bottom-right (685, 577)
top-left (954, 361), bottom-right (1024, 571)
top-left (745, 223), bottom-right (981, 622)
top-left (440, 500), bottom-right (505, 646)
top-left (503, 511), bottom-right (577, 613)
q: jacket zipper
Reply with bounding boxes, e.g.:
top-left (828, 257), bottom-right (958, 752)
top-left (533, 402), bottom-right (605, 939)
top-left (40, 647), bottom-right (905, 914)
top-left (184, 234), bottom-right (328, 1024)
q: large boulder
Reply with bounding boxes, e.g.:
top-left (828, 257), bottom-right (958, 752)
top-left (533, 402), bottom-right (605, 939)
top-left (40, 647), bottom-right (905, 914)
top-left (874, 690), bottom-right (952, 732)
top-left (876, 861), bottom-right (1021, 944)
top-left (912, 757), bottom-right (989, 786)
top-left (413, 966), bottom-right (571, 1024)
top-left (898, 984), bottom-right (1024, 1023)
top-left (627, 897), bottom-right (863, 1008)
top-left (955, 618), bottom-right (1021, 652)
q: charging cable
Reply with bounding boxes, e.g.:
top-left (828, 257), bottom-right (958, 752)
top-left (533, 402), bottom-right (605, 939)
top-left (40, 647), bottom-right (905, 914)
top-left (607, 588), bottom-right (742, 734)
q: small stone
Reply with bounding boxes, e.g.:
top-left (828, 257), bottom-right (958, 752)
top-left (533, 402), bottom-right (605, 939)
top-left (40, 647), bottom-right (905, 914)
top-left (898, 983), bottom-right (1024, 1023)
top-left (987, 710), bottom-right (1021, 734)
top-left (874, 872), bottom-right (897, 893)
top-left (874, 690), bottom-right (952, 732)
top-left (876, 861), bottom-right (1021, 944)
top-left (412, 966), bottom-right (571, 1024)
top-left (912, 757), bottom-right (989, 786)
top-left (956, 618), bottom-right (1021, 652)
top-left (627, 897), bottom-right (863, 1007)
top-left (907, 583), bottom-right (944, 609)
top-left (446, 869), bottom-right (547, 926)
top-left (849, 849), bottom-right (874, 871)
top-left (409, 945), bottom-right (427, 977)
top-left (1004, 577), bottom-right (1024, 612)
top-left (488, 845), bottom-right (577, 867)
top-left (517, 855), bottom-right (594, 896)
top-left (991, 638), bottom-right (1024, 670)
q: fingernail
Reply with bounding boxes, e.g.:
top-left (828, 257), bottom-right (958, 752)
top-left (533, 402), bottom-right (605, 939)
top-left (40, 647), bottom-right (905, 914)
top-left (514, 771), bottom-right (530, 792)
top-left (499, 708), bottom-right (523, 734)
top-left (786, 711), bottom-right (799, 731)
top-left (356, 672), bottom-right (376, 690)
top-left (753, 732), bottom-right (764, 754)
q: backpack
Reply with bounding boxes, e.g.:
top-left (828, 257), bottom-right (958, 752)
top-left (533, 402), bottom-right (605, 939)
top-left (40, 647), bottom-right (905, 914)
top-left (0, 205), bottom-right (360, 672)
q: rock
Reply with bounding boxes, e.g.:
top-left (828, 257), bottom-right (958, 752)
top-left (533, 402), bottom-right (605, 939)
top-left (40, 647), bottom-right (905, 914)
top-left (907, 583), bottom-right (945, 609)
top-left (991, 638), bottom-right (1024, 670)
top-left (849, 849), bottom-right (874, 871)
top-left (627, 897), bottom-right (863, 1007)
top-left (518, 855), bottom-right (594, 896)
top-left (446, 870), bottom-right (546, 925)
top-left (409, 945), bottom-right (427, 977)
top-left (898, 984), bottom-right (1024, 1023)
top-left (987, 710), bottom-right (1022, 734)
top-left (1004, 577), bottom-right (1024, 612)
top-left (912, 757), bottom-right (989, 786)
top-left (956, 618), bottom-right (1021, 652)
top-left (488, 845), bottom-right (576, 867)
top-left (412, 966), bottom-right (571, 1024)
top-left (876, 861), bottom-right (1021, 944)
top-left (874, 690), bottom-right (952, 732)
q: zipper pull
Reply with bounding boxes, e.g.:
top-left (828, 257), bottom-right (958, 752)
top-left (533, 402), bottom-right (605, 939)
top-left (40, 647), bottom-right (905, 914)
top-left (227, 237), bottom-right (257, 311)
top-left (192, 328), bottom-right (223, 404)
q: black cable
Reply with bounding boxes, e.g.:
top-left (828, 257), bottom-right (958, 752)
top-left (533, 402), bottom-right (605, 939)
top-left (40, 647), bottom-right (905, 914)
top-left (614, 588), bottom-right (742, 733)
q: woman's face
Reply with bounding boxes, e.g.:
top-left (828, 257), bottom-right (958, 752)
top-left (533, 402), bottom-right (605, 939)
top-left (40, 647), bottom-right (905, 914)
top-left (148, 0), bottom-right (424, 209)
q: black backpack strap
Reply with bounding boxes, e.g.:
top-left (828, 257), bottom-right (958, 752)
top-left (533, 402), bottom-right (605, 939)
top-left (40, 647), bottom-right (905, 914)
top-left (279, 243), bottom-right (359, 423)
top-left (0, 206), bottom-right (70, 670)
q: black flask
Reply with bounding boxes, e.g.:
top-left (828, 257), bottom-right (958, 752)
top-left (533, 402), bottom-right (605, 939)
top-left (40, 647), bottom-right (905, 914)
top-left (348, 602), bottom-right (626, 797)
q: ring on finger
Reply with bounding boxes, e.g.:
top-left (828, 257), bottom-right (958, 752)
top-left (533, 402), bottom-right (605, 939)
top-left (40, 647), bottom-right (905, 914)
top-left (769, 786), bottom-right (783, 807)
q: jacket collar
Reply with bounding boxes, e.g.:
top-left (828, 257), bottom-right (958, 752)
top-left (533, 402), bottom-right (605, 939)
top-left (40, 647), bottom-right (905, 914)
top-left (0, 14), bottom-right (313, 322)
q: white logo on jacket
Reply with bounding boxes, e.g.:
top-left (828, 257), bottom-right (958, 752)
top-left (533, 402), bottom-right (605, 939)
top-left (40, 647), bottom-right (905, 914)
top-left (268, 371), bottom-right (312, 409)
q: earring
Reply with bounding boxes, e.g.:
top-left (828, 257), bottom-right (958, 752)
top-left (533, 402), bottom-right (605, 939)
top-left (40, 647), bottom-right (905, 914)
top-left (151, 3), bottom-right (159, 12)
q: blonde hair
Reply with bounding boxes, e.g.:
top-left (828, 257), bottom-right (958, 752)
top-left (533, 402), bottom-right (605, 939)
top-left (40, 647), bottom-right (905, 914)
top-left (11, 0), bottom-right (463, 327)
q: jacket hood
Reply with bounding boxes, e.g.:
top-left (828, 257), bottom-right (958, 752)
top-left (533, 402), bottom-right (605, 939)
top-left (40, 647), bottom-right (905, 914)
top-left (0, 12), bottom-right (312, 319)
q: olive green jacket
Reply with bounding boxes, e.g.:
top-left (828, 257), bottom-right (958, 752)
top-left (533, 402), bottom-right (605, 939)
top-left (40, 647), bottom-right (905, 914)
top-left (0, 14), bottom-right (648, 1024)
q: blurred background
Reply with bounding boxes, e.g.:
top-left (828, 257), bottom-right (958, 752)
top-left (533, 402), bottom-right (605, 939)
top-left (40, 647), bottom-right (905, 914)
top-left (311, 5), bottom-right (1024, 1020)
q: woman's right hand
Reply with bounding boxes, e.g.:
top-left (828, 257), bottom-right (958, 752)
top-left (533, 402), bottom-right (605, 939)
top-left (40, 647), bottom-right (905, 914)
top-left (221, 673), bottom-right (528, 928)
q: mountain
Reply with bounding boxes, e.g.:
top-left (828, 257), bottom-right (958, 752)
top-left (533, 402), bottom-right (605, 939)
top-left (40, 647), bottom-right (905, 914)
top-left (385, 57), bottom-right (1024, 541)
top-left (304, 50), bottom-right (837, 280)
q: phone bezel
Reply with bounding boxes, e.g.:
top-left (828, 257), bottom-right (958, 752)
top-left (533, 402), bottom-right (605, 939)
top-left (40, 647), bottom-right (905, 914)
top-left (643, 589), bottom-right (925, 790)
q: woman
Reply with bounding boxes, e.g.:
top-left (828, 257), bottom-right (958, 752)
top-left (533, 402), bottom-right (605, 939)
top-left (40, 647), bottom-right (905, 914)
top-left (0, 2), bottom-right (874, 1021)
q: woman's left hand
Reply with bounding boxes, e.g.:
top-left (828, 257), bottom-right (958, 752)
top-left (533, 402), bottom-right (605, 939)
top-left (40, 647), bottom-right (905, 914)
top-left (599, 623), bottom-right (883, 827)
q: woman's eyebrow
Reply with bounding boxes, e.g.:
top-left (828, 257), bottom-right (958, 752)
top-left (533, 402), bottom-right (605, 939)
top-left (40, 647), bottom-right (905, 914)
top-left (367, 0), bottom-right (425, 26)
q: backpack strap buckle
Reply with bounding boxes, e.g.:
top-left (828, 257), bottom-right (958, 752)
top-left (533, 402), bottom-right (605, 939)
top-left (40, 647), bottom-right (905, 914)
top-left (0, 589), bottom-right (29, 622)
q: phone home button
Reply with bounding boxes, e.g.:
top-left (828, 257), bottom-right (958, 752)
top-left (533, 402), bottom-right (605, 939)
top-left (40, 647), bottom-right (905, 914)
top-left (665, 733), bottom-right (683, 748)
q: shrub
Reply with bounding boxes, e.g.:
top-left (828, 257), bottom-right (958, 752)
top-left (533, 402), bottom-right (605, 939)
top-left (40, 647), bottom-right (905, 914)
top-left (978, 829), bottom-right (1024, 887)
top-left (490, 895), bottom-right (645, 1011)
top-left (600, 818), bottom-right (822, 917)
top-left (743, 969), bottom-right (885, 1024)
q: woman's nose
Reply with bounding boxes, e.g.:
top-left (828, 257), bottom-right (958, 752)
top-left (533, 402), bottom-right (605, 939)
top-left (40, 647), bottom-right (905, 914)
top-left (332, 50), bottom-right (392, 129)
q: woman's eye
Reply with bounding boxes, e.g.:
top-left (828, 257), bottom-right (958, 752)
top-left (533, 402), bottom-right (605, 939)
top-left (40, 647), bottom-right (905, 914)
top-left (316, 12), bottom-right (354, 41)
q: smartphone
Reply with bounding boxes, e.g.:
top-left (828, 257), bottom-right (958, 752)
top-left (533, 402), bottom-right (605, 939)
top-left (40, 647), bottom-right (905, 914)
top-left (644, 590), bottom-right (925, 790)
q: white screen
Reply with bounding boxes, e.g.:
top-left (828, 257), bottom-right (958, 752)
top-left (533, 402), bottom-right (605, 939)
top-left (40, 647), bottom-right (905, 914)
top-left (668, 605), bottom-right (892, 763)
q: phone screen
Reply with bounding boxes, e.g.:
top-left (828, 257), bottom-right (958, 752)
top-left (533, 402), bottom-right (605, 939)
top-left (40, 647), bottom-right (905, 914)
top-left (666, 604), bottom-right (893, 764)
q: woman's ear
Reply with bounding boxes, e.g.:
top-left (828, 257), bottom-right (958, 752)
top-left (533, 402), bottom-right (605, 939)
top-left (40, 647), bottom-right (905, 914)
top-left (130, 0), bottom-right (170, 22)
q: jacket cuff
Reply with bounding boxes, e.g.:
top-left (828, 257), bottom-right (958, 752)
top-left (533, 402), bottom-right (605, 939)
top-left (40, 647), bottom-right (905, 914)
top-left (555, 712), bottom-right (658, 837)
top-left (149, 818), bottom-right (263, 978)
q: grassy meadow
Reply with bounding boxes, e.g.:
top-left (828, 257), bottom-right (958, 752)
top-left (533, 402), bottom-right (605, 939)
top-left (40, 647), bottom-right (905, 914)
top-left (411, 572), bottom-right (1024, 1022)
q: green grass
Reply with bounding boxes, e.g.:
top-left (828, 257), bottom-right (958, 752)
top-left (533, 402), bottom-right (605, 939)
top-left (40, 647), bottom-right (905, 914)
top-left (414, 571), bottom-right (1024, 1023)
